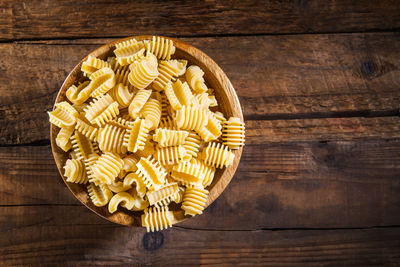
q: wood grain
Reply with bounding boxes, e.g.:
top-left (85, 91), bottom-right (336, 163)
top-left (2, 33), bottom-right (400, 144)
top-left (1, 0), bottom-right (400, 41)
top-left (0, 208), bottom-right (399, 266)
top-left (3, 139), bottom-right (400, 229)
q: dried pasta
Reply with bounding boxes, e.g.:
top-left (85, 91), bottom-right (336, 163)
top-left (51, 36), bottom-right (245, 232)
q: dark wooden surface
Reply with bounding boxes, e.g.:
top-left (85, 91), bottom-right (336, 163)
top-left (1, 1), bottom-right (400, 266)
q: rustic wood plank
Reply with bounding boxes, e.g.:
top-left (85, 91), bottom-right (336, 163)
top-left (2, 33), bottom-right (400, 144)
top-left (2, 139), bottom-right (399, 229)
top-left (0, 210), bottom-right (399, 266)
top-left (2, 0), bottom-right (400, 40)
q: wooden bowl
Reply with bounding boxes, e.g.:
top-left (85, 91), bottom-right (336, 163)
top-left (50, 36), bottom-right (244, 226)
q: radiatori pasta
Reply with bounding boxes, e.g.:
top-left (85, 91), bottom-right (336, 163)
top-left (49, 36), bottom-right (245, 232)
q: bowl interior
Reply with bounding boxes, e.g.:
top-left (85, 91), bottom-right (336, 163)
top-left (50, 36), bottom-right (244, 226)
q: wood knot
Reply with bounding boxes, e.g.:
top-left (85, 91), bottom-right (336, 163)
top-left (142, 232), bottom-right (164, 251)
top-left (361, 60), bottom-right (377, 77)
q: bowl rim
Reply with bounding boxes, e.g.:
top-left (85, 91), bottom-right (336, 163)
top-left (50, 35), bottom-right (244, 227)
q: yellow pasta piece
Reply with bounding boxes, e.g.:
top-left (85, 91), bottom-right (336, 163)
top-left (81, 56), bottom-right (111, 77)
top-left (141, 206), bottom-right (175, 232)
top-left (119, 154), bottom-right (139, 178)
top-left (155, 145), bottom-right (190, 166)
top-left (222, 117), bottom-right (245, 150)
top-left (154, 92), bottom-right (169, 118)
top-left (108, 83), bottom-right (134, 109)
top-left (84, 94), bottom-right (119, 127)
top-left (182, 131), bottom-right (201, 158)
top-left (190, 158), bottom-right (216, 188)
top-left (152, 59), bottom-right (187, 91)
top-left (201, 142), bottom-right (235, 168)
top-left (146, 183), bottom-right (179, 207)
top-left (75, 118), bottom-right (98, 141)
top-left (197, 111), bottom-right (222, 142)
top-left (145, 36), bottom-right (176, 60)
top-left (134, 137), bottom-right (155, 158)
top-left (66, 81), bottom-right (91, 105)
top-left (107, 181), bottom-right (131, 193)
top-left (87, 183), bottom-right (113, 207)
top-left (213, 111), bottom-right (226, 122)
top-left (48, 101), bottom-right (79, 128)
top-left (108, 192), bottom-right (135, 213)
top-left (84, 153), bottom-right (100, 185)
top-left (108, 117), bottom-right (132, 130)
top-left (194, 92), bottom-right (217, 109)
top-left (140, 98), bottom-right (161, 130)
top-left (135, 156), bottom-right (167, 190)
top-left (174, 105), bottom-right (208, 132)
top-left (56, 126), bottom-right (74, 152)
top-left (123, 118), bottom-right (151, 152)
top-left (171, 161), bottom-right (204, 187)
top-left (97, 123), bottom-right (127, 154)
top-left (88, 67), bottom-right (116, 98)
top-left (114, 38), bottom-right (146, 66)
top-left (64, 159), bottom-right (87, 184)
top-left (92, 152), bottom-right (124, 185)
top-left (159, 116), bottom-right (176, 129)
top-left (128, 53), bottom-right (159, 90)
top-left (173, 186), bottom-right (185, 204)
top-left (71, 131), bottom-right (96, 160)
top-left (164, 80), bottom-right (195, 110)
top-left (185, 65), bottom-right (208, 93)
top-left (182, 187), bottom-right (209, 216)
top-left (131, 193), bottom-right (150, 211)
top-left (123, 173), bottom-right (147, 198)
top-left (152, 129), bottom-right (188, 147)
top-left (128, 89), bottom-right (152, 119)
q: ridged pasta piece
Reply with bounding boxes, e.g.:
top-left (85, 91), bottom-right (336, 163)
top-left (81, 56), bottom-right (111, 77)
top-left (201, 142), bottom-right (235, 168)
top-left (174, 105), bottom-right (208, 131)
top-left (194, 92), bottom-right (217, 109)
top-left (48, 101), bottom-right (79, 128)
top-left (123, 118), bottom-right (151, 152)
top-left (108, 83), bottom-right (134, 108)
top-left (114, 39), bottom-right (146, 66)
top-left (146, 183), bottom-right (179, 207)
top-left (182, 187), bottom-right (209, 216)
top-left (108, 117), bottom-right (132, 130)
top-left (164, 80), bottom-right (195, 110)
top-left (213, 111), bottom-right (226, 122)
top-left (75, 118), bottom-right (98, 141)
top-left (88, 67), bottom-right (116, 98)
top-left (84, 153), bottom-right (100, 185)
top-left (119, 154), bottom-right (139, 178)
top-left (190, 158), bottom-right (216, 187)
top-left (92, 152), bottom-right (124, 185)
top-left (128, 53), bottom-right (159, 89)
top-left (56, 126), bottom-right (74, 152)
top-left (222, 117), bottom-right (245, 150)
top-left (182, 131), bottom-right (201, 158)
top-left (155, 145), bottom-right (190, 166)
top-left (108, 192), bottom-right (135, 213)
top-left (159, 116), bottom-right (176, 129)
top-left (64, 159), bottom-right (87, 184)
top-left (152, 129), bottom-right (188, 147)
top-left (140, 98), bottom-right (161, 130)
top-left (185, 65), bottom-right (208, 93)
top-left (66, 81), bottom-right (91, 105)
top-left (135, 137), bottom-right (155, 158)
top-left (135, 156), bottom-right (167, 190)
top-left (84, 94), bottom-right (119, 127)
top-left (71, 131), bottom-right (96, 160)
top-left (197, 111), bottom-right (222, 142)
top-left (107, 180), bottom-right (132, 193)
top-left (131, 193), bottom-right (150, 211)
top-left (171, 161), bottom-right (204, 187)
top-left (87, 183), bottom-right (113, 207)
top-left (152, 60), bottom-right (187, 91)
top-left (141, 206), bottom-right (175, 232)
top-left (173, 186), bottom-right (185, 204)
top-left (152, 92), bottom-right (169, 118)
top-left (123, 173), bottom-right (147, 198)
top-left (128, 89), bottom-right (152, 119)
top-left (145, 36), bottom-right (176, 60)
top-left (97, 123), bottom-right (127, 154)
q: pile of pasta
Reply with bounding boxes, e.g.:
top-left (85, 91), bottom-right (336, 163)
top-left (48, 36), bottom-right (245, 232)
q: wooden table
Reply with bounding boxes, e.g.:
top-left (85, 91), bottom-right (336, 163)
top-left (1, 1), bottom-right (400, 265)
